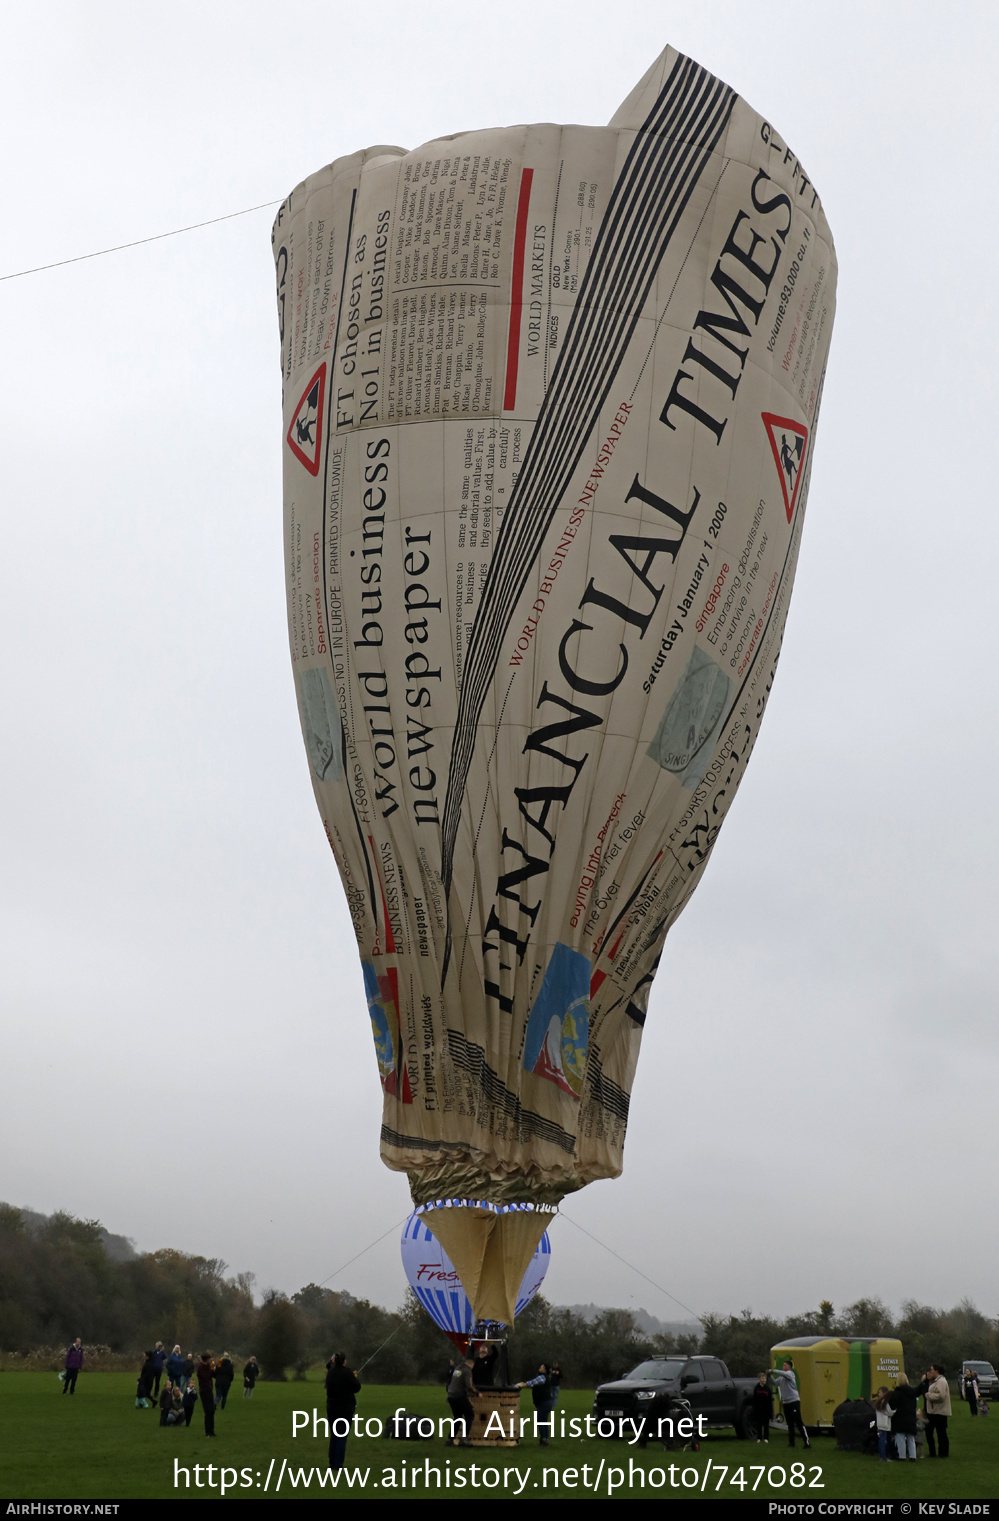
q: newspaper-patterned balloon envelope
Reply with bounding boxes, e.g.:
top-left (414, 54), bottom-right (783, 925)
top-left (275, 45), bottom-right (836, 1319)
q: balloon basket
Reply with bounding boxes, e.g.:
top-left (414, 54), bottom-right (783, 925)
top-left (466, 1388), bottom-right (521, 1448)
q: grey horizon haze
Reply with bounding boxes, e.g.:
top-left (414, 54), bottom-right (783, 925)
top-left (2, 0), bottom-right (997, 1325)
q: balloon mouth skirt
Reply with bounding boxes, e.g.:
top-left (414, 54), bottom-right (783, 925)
top-left (416, 1201), bottom-right (555, 1324)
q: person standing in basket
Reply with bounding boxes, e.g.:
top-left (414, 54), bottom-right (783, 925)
top-left (62, 1339), bottom-right (84, 1395)
top-left (325, 1352), bottom-right (361, 1472)
top-left (772, 1361), bottom-right (811, 1450)
top-left (472, 1342), bottom-right (498, 1388)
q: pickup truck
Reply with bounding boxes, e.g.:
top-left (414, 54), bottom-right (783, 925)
top-left (593, 1354), bottom-right (760, 1438)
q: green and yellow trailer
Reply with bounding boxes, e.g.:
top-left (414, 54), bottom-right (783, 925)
top-left (770, 1335), bottom-right (904, 1430)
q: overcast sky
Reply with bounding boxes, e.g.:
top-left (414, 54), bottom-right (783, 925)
top-left (2, 0), bottom-right (997, 1328)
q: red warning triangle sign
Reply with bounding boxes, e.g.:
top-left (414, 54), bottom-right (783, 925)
top-left (287, 363), bottom-right (327, 476)
top-left (762, 412), bottom-right (809, 523)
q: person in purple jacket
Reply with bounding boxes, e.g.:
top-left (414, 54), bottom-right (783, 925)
top-left (63, 1339), bottom-right (84, 1395)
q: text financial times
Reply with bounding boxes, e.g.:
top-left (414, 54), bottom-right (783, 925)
top-left (482, 170), bottom-right (795, 1014)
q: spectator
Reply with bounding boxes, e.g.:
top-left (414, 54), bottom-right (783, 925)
top-left (181, 1382), bottom-right (198, 1427)
top-left (888, 1373), bottom-right (919, 1460)
top-left (962, 1368), bottom-right (980, 1417)
top-left (325, 1353), bottom-right (361, 1472)
top-left (921, 1366), bottom-right (951, 1458)
top-left (182, 1352), bottom-right (195, 1388)
top-left (166, 1344), bottom-right (185, 1389)
top-left (243, 1356), bottom-right (260, 1399)
top-left (158, 1381), bottom-right (174, 1427)
top-left (137, 1351), bottom-right (156, 1409)
top-left (62, 1339), bottom-right (84, 1396)
top-left (151, 1342), bottom-right (166, 1399)
top-left (196, 1353), bottom-right (216, 1438)
top-left (750, 1371), bottom-right (774, 1443)
top-left (873, 1386), bottom-right (893, 1462)
top-left (215, 1352), bottom-right (235, 1409)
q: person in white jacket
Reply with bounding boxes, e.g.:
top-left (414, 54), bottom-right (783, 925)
top-left (921, 1366), bottom-right (951, 1458)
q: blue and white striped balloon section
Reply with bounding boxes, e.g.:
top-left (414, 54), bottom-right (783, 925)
top-left (401, 1213), bottom-right (551, 1334)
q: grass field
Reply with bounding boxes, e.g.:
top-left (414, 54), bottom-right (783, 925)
top-left (2, 1372), bottom-right (996, 1501)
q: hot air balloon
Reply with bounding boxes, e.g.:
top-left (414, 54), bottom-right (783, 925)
top-left (274, 45), bottom-right (836, 1321)
top-left (401, 1208), bottom-right (550, 1347)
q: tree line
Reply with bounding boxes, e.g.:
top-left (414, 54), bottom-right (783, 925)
top-left (2, 1206), bottom-right (995, 1385)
